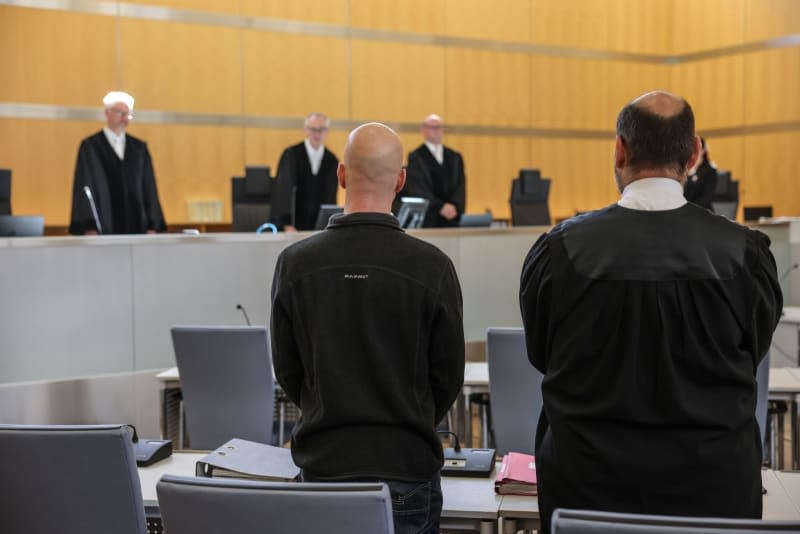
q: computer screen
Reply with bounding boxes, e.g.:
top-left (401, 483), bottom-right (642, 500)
top-left (396, 197), bottom-right (429, 229)
top-left (313, 204), bottom-right (344, 230)
top-left (0, 215), bottom-right (44, 237)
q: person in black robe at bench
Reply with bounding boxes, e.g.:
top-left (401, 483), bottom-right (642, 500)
top-left (271, 112), bottom-right (339, 232)
top-left (520, 90), bottom-right (782, 534)
top-left (684, 136), bottom-right (718, 210)
top-left (397, 114), bottom-right (465, 228)
top-left (69, 91), bottom-right (166, 235)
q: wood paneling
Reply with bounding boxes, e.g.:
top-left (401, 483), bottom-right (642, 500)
top-left (0, 119), bottom-right (99, 225)
top-left (444, 0), bottom-right (530, 42)
top-left (450, 135), bottom-right (531, 218)
top-left (240, 0), bottom-right (348, 25)
top-left (131, 123), bottom-right (244, 222)
top-left (446, 49), bottom-right (530, 127)
top-left (745, 0), bottom-right (800, 43)
top-left (608, 62), bottom-right (672, 127)
top-left (670, 56), bottom-right (745, 129)
top-left (530, 0), bottom-right (609, 50)
top-left (351, 41), bottom-right (444, 122)
top-left (242, 30), bottom-right (349, 118)
top-left (0, 7), bottom-right (116, 106)
top-left (119, 19), bottom-right (242, 114)
top-left (742, 132), bottom-right (800, 218)
top-left (606, 0), bottom-right (673, 55)
top-left (671, 0), bottom-right (745, 55)
top-left (350, 0), bottom-right (445, 34)
top-left (530, 56), bottom-right (609, 130)
top-left (743, 47), bottom-right (800, 125)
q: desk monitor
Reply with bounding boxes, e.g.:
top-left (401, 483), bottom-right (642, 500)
top-left (714, 170), bottom-right (733, 197)
top-left (743, 206), bottom-right (773, 222)
top-left (396, 197), bottom-right (429, 229)
top-left (314, 204), bottom-right (344, 230)
top-left (0, 215), bottom-right (44, 237)
top-left (0, 169), bottom-right (9, 215)
top-left (459, 212), bottom-right (493, 227)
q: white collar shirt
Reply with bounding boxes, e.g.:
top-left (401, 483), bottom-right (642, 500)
top-left (103, 127), bottom-right (126, 160)
top-left (617, 177), bottom-right (687, 211)
top-left (304, 138), bottom-right (325, 175)
top-left (425, 141), bottom-right (444, 165)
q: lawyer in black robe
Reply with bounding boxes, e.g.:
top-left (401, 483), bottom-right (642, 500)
top-left (271, 142), bottom-right (339, 231)
top-left (684, 137), bottom-right (718, 210)
top-left (520, 91), bottom-right (783, 533)
top-left (400, 144), bottom-right (466, 228)
top-left (69, 131), bottom-right (166, 235)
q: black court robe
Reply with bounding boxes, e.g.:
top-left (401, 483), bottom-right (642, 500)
top-left (398, 144), bottom-right (466, 228)
top-left (69, 131), bottom-right (166, 235)
top-left (519, 203), bottom-right (782, 533)
top-left (271, 142), bottom-right (339, 231)
top-left (684, 160), bottom-right (719, 210)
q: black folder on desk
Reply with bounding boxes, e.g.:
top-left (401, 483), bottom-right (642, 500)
top-left (196, 438), bottom-right (300, 481)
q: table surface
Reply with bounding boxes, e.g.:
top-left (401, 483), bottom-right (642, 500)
top-left (782, 307), bottom-right (800, 325)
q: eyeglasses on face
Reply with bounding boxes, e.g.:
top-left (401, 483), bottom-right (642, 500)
top-left (306, 126), bottom-right (329, 134)
top-left (423, 124), bottom-right (443, 130)
top-left (108, 108), bottom-right (133, 120)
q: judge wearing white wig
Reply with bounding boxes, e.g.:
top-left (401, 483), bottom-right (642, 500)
top-left (69, 91), bottom-right (166, 234)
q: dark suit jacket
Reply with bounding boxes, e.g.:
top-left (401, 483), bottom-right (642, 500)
top-left (272, 142), bottom-right (339, 231)
top-left (398, 144), bottom-right (466, 228)
top-left (69, 131), bottom-right (166, 235)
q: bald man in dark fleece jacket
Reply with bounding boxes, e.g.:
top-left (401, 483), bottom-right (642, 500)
top-left (271, 122), bottom-right (465, 534)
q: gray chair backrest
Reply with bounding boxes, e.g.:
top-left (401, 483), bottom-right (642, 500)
top-left (157, 474), bottom-right (395, 534)
top-left (756, 351), bottom-right (770, 449)
top-left (487, 327), bottom-right (543, 456)
top-left (0, 424), bottom-right (146, 534)
top-left (171, 326), bottom-right (275, 450)
top-left (551, 508), bottom-right (800, 533)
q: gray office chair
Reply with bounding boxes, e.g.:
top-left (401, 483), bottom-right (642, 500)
top-left (551, 508), bottom-right (800, 533)
top-left (0, 424), bottom-right (146, 534)
top-left (487, 327), bottom-right (544, 456)
top-left (171, 326), bottom-right (275, 450)
top-left (157, 474), bottom-right (394, 534)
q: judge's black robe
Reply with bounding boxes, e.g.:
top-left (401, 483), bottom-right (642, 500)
top-left (271, 142), bottom-right (339, 231)
top-left (684, 160), bottom-right (718, 210)
top-left (519, 203), bottom-right (782, 533)
top-left (398, 144), bottom-right (466, 228)
top-left (69, 131), bottom-right (166, 235)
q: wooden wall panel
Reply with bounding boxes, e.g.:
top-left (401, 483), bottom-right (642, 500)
top-left (131, 123), bottom-right (245, 222)
top-left (743, 47), bottom-right (800, 125)
top-left (242, 31), bottom-right (349, 119)
top-left (119, 19), bottom-right (242, 114)
top-left (529, 0), bottom-right (609, 50)
top-left (241, 0), bottom-right (348, 25)
top-left (0, 119), bottom-right (99, 225)
top-left (0, 7), bottom-right (116, 106)
top-left (745, 0), bottom-right (800, 43)
top-left (445, 49), bottom-right (530, 127)
top-left (742, 132), bottom-right (800, 217)
top-left (669, 56), bottom-right (745, 129)
top-left (530, 56), bottom-right (609, 130)
top-left (529, 137), bottom-right (617, 220)
top-left (606, 0), bottom-right (673, 55)
top-left (444, 0), bottom-right (530, 42)
top-left (350, 0), bottom-right (445, 34)
top-left (351, 41), bottom-right (444, 122)
top-left (671, 0), bottom-right (745, 55)
top-left (449, 135), bottom-right (531, 218)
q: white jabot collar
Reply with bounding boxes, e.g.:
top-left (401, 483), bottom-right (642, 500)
top-left (618, 177), bottom-right (687, 211)
top-left (424, 141), bottom-right (444, 165)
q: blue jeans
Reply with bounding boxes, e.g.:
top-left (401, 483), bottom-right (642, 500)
top-left (302, 472), bottom-right (443, 534)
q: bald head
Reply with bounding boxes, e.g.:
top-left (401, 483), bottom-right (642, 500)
top-left (339, 123), bottom-right (405, 213)
top-left (614, 90), bottom-right (698, 189)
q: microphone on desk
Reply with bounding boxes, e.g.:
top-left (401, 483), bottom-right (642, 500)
top-left (83, 186), bottom-right (103, 234)
top-left (437, 430), bottom-right (461, 452)
top-left (236, 303), bottom-right (252, 326)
